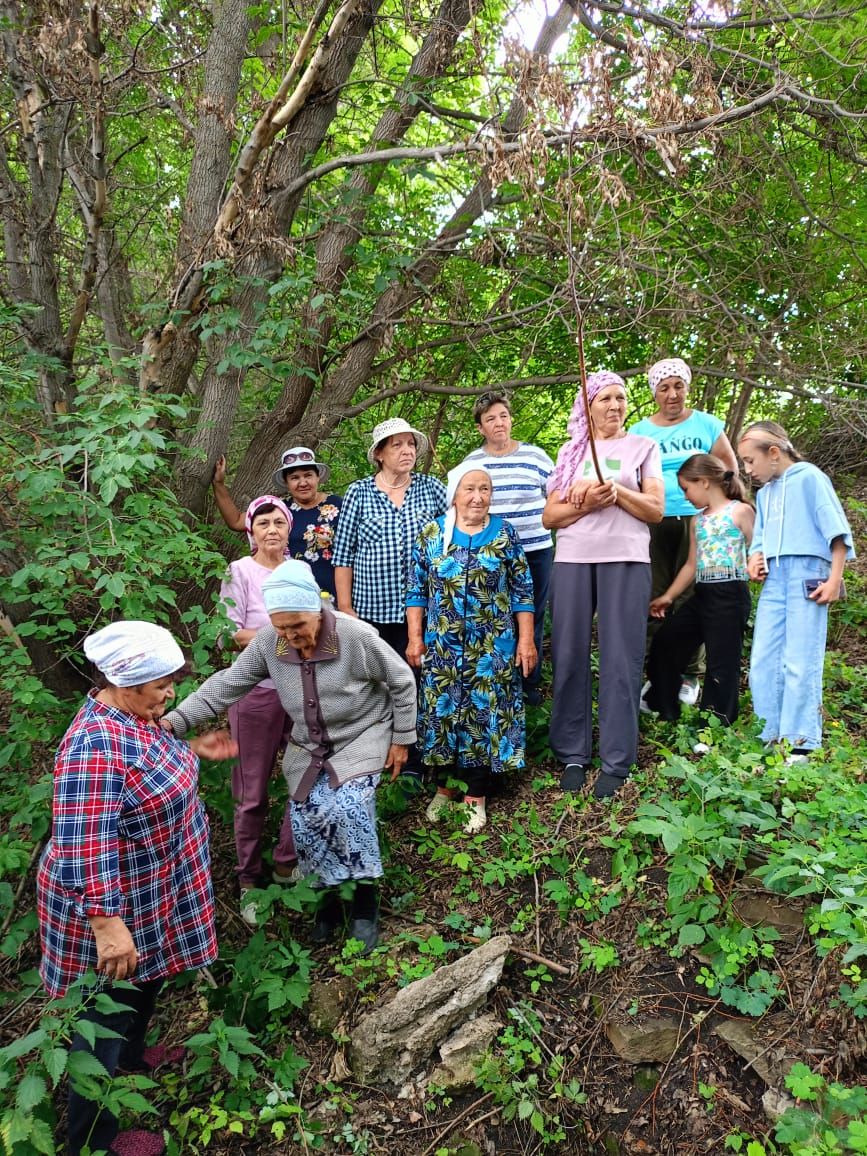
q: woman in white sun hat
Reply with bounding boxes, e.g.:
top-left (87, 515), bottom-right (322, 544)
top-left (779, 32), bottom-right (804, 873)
top-left (332, 417), bottom-right (446, 652)
top-left (332, 418), bottom-right (446, 784)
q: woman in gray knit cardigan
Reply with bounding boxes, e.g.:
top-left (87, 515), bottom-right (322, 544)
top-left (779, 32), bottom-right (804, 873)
top-left (163, 560), bottom-right (417, 953)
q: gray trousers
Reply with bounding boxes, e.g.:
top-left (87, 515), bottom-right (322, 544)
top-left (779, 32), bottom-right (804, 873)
top-left (549, 561), bottom-right (652, 778)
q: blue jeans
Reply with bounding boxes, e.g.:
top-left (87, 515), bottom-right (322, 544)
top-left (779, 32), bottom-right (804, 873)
top-left (749, 555), bottom-right (830, 750)
top-left (525, 547), bottom-right (553, 692)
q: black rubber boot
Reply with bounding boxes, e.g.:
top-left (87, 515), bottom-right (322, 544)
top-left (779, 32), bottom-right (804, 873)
top-left (312, 890), bottom-right (343, 945)
top-left (347, 882), bottom-right (379, 955)
top-left (559, 764), bottom-right (586, 792)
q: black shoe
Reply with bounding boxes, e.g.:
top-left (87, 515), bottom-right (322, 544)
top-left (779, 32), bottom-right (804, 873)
top-left (559, 763), bottom-right (586, 792)
top-left (593, 772), bottom-right (625, 799)
top-left (312, 894), bottom-right (343, 945)
top-left (347, 917), bottom-right (379, 955)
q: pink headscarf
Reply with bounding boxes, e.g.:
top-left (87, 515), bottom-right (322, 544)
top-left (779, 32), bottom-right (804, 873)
top-left (648, 357), bottom-right (691, 395)
top-left (547, 371), bottom-right (627, 496)
top-left (245, 495), bottom-right (293, 555)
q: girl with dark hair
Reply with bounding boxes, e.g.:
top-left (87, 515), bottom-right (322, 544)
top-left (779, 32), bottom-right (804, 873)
top-left (643, 453), bottom-right (754, 728)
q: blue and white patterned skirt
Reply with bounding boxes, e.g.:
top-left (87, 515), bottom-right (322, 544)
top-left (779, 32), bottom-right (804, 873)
top-left (291, 772), bottom-right (382, 887)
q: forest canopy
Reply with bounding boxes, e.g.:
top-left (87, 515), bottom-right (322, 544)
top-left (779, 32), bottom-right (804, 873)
top-left (1, 0), bottom-right (865, 692)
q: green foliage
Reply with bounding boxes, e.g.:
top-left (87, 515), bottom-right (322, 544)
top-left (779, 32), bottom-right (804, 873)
top-left (728, 1065), bottom-right (867, 1155)
top-left (2, 384), bottom-right (228, 642)
top-left (0, 978), bottom-right (161, 1156)
top-left (475, 1003), bottom-right (586, 1144)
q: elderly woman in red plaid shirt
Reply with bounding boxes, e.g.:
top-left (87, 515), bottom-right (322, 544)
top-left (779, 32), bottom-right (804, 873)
top-left (36, 621), bottom-right (236, 1156)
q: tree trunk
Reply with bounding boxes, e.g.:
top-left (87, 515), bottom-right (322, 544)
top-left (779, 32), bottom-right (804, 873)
top-left (231, 1), bottom-right (576, 493)
top-left (172, 0), bottom-right (385, 511)
top-left (139, 0), bottom-right (253, 397)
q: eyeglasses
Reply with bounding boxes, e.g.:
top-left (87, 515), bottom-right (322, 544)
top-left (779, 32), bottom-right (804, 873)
top-left (281, 450), bottom-right (315, 466)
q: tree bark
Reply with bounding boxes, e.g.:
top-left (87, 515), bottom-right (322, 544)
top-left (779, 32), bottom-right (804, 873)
top-left (139, 0), bottom-right (253, 397)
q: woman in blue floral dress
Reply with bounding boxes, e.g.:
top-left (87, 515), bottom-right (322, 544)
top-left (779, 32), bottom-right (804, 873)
top-left (406, 462), bottom-right (536, 833)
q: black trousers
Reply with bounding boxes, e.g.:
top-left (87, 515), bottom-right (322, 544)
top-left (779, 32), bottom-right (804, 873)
top-left (646, 581), bottom-right (750, 725)
top-left (435, 764), bottom-right (489, 797)
top-left (67, 979), bottom-right (162, 1155)
top-left (366, 619), bottom-right (424, 778)
top-left (524, 546), bottom-right (553, 692)
top-left (647, 515), bottom-right (704, 676)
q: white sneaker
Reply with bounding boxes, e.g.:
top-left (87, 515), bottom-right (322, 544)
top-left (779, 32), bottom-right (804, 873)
top-left (692, 741), bottom-right (711, 755)
top-left (784, 752), bottom-right (810, 766)
top-left (679, 677), bottom-right (700, 706)
top-left (425, 792), bottom-right (452, 822)
top-left (464, 800), bottom-right (487, 835)
top-left (239, 891), bottom-right (258, 928)
top-left (639, 680), bottom-right (655, 715)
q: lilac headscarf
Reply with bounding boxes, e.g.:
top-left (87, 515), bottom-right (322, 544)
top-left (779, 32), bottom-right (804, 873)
top-left (546, 371), bottom-right (626, 496)
top-left (244, 494), bottom-right (293, 555)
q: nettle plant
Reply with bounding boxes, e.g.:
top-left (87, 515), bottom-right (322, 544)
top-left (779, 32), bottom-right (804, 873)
top-left (0, 382), bottom-right (233, 954)
top-left (622, 711), bottom-right (867, 1016)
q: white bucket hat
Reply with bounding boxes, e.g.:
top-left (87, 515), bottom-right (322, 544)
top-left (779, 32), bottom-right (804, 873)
top-left (366, 417), bottom-right (430, 465)
top-left (273, 446), bottom-right (330, 490)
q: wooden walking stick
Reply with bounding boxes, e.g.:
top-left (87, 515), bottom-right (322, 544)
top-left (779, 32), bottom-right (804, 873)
top-left (566, 133), bottom-right (604, 485)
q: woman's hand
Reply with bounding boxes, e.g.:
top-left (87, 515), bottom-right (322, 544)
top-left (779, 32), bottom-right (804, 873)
top-left (649, 595), bottom-right (672, 619)
top-left (564, 479), bottom-right (592, 508)
top-left (190, 731), bottom-right (239, 760)
top-left (405, 637), bottom-right (426, 667)
top-left (384, 743), bottom-right (409, 781)
top-left (582, 480), bottom-right (617, 511)
top-left (516, 639), bottom-right (537, 676)
top-left (212, 455), bottom-right (227, 485)
top-left (89, 916), bottom-right (138, 982)
top-left (747, 553), bottom-right (768, 582)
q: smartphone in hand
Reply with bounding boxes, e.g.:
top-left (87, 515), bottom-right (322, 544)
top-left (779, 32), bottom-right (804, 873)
top-left (804, 578), bottom-right (847, 600)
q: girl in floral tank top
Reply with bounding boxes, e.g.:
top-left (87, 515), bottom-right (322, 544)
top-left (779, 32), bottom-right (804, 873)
top-left (696, 502), bottom-right (749, 582)
top-left (644, 454), bottom-right (754, 727)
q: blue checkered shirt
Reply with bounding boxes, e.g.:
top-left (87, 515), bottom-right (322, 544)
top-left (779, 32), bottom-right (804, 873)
top-left (332, 473), bottom-right (447, 622)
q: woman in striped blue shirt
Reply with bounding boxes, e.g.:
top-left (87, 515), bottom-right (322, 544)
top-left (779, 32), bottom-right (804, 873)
top-left (461, 392), bottom-right (554, 704)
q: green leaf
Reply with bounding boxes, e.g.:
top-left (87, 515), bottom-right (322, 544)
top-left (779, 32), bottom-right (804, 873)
top-left (785, 1062), bottom-right (825, 1102)
top-left (16, 1072), bottom-right (47, 1112)
top-left (0, 1029), bottom-right (47, 1061)
top-left (44, 1046), bottom-right (68, 1085)
top-left (67, 1049), bottom-right (110, 1081)
top-left (677, 924), bottom-right (706, 947)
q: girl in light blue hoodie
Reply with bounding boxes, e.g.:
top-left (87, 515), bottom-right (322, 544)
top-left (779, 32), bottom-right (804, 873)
top-left (738, 421), bottom-right (854, 761)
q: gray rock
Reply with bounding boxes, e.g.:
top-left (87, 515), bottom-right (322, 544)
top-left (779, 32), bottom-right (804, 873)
top-left (430, 1012), bottom-right (502, 1089)
top-left (605, 1018), bottom-right (682, 1063)
top-left (714, 1015), bottom-right (800, 1088)
top-left (732, 887), bottom-right (805, 938)
top-left (350, 935), bottom-right (510, 1083)
top-left (763, 1087), bottom-right (796, 1122)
